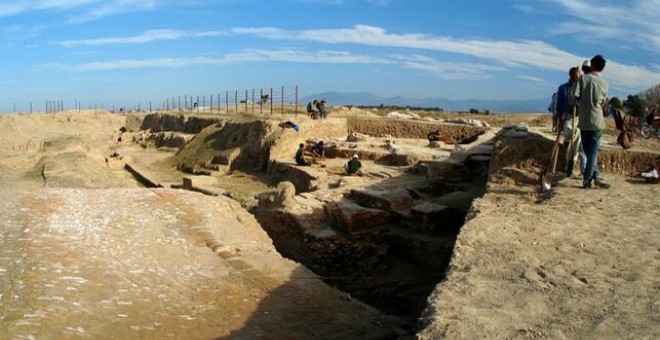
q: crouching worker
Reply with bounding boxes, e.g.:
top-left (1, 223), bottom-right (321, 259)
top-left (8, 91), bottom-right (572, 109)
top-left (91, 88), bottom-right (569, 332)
top-left (311, 140), bottom-right (325, 158)
top-left (427, 130), bottom-right (441, 142)
top-left (345, 154), bottom-right (362, 176)
top-left (295, 143), bottom-right (311, 166)
top-left (307, 100), bottom-right (320, 119)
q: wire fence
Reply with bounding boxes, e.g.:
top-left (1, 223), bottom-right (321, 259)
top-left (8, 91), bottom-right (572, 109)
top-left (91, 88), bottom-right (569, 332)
top-left (2, 85), bottom-right (301, 116)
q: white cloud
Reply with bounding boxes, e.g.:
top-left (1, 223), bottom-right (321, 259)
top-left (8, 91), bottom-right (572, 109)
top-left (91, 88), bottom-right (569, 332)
top-left (545, 0), bottom-right (660, 52)
top-left (512, 3), bottom-right (538, 14)
top-left (0, 0), bottom-right (163, 21)
top-left (76, 57), bottom-right (220, 70)
top-left (231, 24), bottom-right (660, 91)
top-left (0, 1), bottom-right (98, 17)
top-left (517, 75), bottom-right (545, 83)
top-left (55, 29), bottom-right (226, 47)
top-left (69, 0), bottom-right (160, 23)
top-left (45, 49), bottom-right (390, 71)
top-left (393, 54), bottom-right (505, 80)
top-left (231, 25), bottom-right (577, 70)
top-left (224, 49), bottom-right (390, 64)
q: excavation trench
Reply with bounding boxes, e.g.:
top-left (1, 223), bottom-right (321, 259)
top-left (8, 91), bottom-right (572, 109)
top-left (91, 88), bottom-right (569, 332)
top-left (252, 156), bottom-right (490, 328)
top-left (128, 113), bottom-right (493, 330)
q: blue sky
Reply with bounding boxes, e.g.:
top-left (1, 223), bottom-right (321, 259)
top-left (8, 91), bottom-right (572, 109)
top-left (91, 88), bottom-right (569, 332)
top-left (0, 0), bottom-right (658, 111)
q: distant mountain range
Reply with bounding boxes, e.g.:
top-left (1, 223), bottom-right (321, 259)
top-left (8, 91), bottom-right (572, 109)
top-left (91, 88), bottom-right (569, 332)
top-left (302, 91), bottom-right (548, 114)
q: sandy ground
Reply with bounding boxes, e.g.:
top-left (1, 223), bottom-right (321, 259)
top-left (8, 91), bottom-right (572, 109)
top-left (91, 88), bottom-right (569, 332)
top-left (416, 120), bottom-right (660, 339)
top-left (0, 111), bottom-right (407, 339)
top-left (1, 109), bottom-right (658, 339)
top-left (419, 174), bottom-right (659, 339)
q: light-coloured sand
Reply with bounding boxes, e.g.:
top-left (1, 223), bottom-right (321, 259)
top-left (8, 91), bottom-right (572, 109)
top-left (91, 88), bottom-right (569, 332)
top-left (419, 175), bottom-right (660, 339)
top-left (0, 110), bottom-right (407, 339)
top-left (1, 109), bottom-right (658, 339)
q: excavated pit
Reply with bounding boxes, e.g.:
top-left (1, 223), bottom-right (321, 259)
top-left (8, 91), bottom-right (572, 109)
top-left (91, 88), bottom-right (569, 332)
top-left (6, 110), bottom-right (657, 338)
top-left (125, 113), bottom-right (493, 328)
top-left (249, 123), bottom-right (492, 327)
top-left (252, 157), bottom-right (490, 326)
top-left (121, 113), bottom-right (659, 334)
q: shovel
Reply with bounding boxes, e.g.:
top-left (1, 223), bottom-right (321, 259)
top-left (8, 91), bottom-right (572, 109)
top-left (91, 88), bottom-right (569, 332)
top-left (540, 121), bottom-right (564, 192)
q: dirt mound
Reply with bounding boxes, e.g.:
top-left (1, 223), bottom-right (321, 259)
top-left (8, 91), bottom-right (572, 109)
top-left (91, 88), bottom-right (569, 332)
top-left (174, 120), bottom-right (279, 173)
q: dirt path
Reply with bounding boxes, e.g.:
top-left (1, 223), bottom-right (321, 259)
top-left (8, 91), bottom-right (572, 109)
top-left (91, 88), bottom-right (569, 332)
top-left (0, 187), bottom-right (405, 338)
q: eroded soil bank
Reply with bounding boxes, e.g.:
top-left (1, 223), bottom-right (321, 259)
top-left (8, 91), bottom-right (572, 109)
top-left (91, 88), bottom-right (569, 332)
top-left (418, 132), bottom-right (660, 339)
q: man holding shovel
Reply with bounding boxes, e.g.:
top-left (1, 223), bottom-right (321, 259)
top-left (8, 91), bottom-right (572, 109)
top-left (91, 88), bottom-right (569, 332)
top-left (572, 55), bottom-right (611, 189)
top-left (557, 66), bottom-right (586, 179)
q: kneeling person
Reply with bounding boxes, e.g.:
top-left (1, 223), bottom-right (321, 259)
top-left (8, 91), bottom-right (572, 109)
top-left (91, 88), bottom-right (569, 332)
top-left (295, 143), bottom-right (311, 166)
top-left (346, 154), bottom-right (362, 176)
top-left (311, 140), bottom-right (325, 158)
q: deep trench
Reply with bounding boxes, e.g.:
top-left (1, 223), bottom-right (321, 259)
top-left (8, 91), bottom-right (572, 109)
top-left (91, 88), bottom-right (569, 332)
top-left (253, 159), bottom-right (490, 330)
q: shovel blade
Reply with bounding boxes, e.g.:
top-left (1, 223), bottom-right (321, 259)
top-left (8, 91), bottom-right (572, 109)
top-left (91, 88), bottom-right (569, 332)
top-left (541, 172), bottom-right (553, 192)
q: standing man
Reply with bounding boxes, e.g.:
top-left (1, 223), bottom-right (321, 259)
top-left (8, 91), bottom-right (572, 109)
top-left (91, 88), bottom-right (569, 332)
top-left (572, 55), bottom-right (610, 189)
top-left (556, 66), bottom-right (585, 178)
top-left (317, 99), bottom-right (327, 119)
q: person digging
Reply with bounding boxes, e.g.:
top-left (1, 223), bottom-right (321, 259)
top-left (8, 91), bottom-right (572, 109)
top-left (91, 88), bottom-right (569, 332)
top-left (345, 154), bottom-right (362, 176)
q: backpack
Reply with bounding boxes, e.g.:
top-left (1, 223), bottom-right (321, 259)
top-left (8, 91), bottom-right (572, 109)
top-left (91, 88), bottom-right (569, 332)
top-left (617, 131), bottom-right (633, 149)
top-left (612, 108), bottom-right (633, 149)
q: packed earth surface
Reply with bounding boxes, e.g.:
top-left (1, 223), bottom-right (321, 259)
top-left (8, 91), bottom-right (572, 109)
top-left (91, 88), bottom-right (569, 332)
top-left (0, 107), bottom-right (658, 339)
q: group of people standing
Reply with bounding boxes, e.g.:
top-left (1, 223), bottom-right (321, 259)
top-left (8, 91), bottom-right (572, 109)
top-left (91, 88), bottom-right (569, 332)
top-left (552, 55), bottom-right (611, 189)
top-left (306, 99), bottom-right (327, 119)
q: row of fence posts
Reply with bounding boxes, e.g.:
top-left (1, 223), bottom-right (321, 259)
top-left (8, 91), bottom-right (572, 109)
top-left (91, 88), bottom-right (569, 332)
top-left (11, 100), bottom-right (102, 114)
top-left (6, 86), bottom-right (299, 115)
top-left (154, 86), bottom-right (299, 116)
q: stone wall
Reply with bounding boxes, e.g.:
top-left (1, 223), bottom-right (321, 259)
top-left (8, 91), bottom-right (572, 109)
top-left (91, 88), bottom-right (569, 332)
top-left (347, 118), bottom-right (486, 141)
top-left (138, 113), bottom-right (220, 133)
top-left (268, 117), bottom-right (348, 163)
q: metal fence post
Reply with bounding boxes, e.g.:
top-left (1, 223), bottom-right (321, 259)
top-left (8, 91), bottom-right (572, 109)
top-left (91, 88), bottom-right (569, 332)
top-left (295, 85), bottom-right (298, 115)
